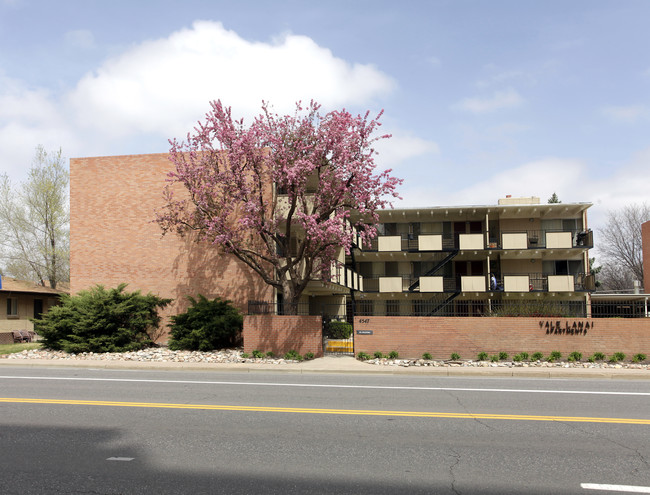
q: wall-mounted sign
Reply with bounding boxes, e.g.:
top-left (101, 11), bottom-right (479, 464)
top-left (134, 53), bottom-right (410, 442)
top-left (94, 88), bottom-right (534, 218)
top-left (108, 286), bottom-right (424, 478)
top-left (356, 330), bottom-right (373, 335)
top-left (539, 320), bottom-right (591, 335)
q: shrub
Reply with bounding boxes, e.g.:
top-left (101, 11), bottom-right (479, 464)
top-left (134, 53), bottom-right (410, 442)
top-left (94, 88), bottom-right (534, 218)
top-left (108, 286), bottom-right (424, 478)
top-left (531, 352), bottom-right (544, 361)
top-left (513, 354), bottom-right (522, 362)
top-left (498, 351), bottom-right (508, 361)
top-left (587, 355), bottom-right (595, 363)
top-left (519, 352), bottom-right (529, 361)
top-left (241, 353), bottom-right (250, 358)
top-left (450, 352), bottom-right (461, 360)
top-left (388, 350), bottom-right (399, 359)
top-left (592, 352), bottom-right (606, 361)
top-left (550, 351), bottom-right (562, 361)
top-left (569, 351), bottom-right (582, 362)
top-left (284, 349), bottom-right (303, 361)
top-left (252, 350), bottom-right (264, 358)
top-left (168, 295), bottom-right (243, 351)
top-left (266, 351), bottom-right (275, 358)
top-left (326, 321), bottom-right (353, 339)
top-left (374, 351), bottom-right (384, 359)
top-left (477, 352), bottom-right (488, 361)
top-left (609, 352), bottom-right (625, 363)
top-left (422, 352), bottom-right (433, 360)
top-left (633, 353), bottom-right (647, 363)
top-left (36, 284), bottom-right (171, 353)
top-left (490, 355), bottom-right (499, 362)
top-left (357, 352), bottom-right (371, 360)
top-left (304, 352), bottom-right (315, 360)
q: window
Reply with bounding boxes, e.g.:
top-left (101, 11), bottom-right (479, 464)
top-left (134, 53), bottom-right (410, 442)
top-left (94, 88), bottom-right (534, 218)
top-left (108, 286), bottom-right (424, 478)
top-left (6, 297), bottom-right (18, 317)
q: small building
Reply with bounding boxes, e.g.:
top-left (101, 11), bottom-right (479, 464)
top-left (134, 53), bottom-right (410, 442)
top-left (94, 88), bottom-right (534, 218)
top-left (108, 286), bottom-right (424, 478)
top-left (0, 276), bottom-right (67, 344)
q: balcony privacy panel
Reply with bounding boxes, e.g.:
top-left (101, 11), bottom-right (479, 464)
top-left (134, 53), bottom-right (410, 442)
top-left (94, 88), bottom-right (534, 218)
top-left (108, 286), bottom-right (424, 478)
top-left (418, 234), bottom-right (442, 251)
top-left (378, 236), bottom-right (401, 252)
top-left (379, 277), bottom-right (402, 293)
top-left (504, 275), bottom-right (530, 292)
top-left (459, 233), bottom-right (484, 250)
top-left (502, 233), bottom-right (528, 250)
top-left (461, 276), bottom-right (486, 292)
top-left (546, 232), bottom-right (572, 249)
top-left (420, 276), bottom-right (444, 292)
top-left (547, 275), bottom-right (574, 292)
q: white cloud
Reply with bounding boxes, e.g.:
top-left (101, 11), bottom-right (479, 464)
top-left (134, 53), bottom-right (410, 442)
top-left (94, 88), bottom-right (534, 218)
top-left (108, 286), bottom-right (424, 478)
top-left (374, 132), bottom-right (439, 170)
top-left (601, 105), bottom-right (648, 124)
top-left (454, 88), bottom-right (524, 114)
top-left (68, 20), bottom-right (396, 139)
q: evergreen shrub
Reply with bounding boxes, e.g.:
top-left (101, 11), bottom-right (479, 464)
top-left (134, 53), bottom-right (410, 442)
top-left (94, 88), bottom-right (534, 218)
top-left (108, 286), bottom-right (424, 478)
top-left (168, 295), bottom-right (243, 351)
top-left (36, 284), bottom-right (171, 353)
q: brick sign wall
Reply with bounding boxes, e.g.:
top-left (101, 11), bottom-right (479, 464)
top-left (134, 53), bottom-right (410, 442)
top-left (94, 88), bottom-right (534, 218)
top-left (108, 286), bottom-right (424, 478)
top-left (243, 315), bottom-right (323, 358)
top-left (353, 316), bottom-right (650, 359)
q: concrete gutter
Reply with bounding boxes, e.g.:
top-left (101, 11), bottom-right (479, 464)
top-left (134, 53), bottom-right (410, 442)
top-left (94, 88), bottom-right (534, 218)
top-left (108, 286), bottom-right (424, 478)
top-left (1, 356), bottom-right (649, 380)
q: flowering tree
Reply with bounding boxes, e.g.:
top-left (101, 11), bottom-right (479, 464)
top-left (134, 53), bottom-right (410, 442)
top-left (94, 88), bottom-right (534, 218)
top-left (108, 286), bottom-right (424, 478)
top-left (156, 100), bottom-right (401, 312)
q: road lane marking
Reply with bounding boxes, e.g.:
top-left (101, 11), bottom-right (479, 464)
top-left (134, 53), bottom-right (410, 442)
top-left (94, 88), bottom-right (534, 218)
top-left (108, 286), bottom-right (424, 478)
top-left (2, 397), bottom-right (650, 424)
top-left (106, 457), bottom-right (134, 462)
top-left (582, 483), bottom-right (650, 493)
top-left (1, 375), bottom-right (649, 397)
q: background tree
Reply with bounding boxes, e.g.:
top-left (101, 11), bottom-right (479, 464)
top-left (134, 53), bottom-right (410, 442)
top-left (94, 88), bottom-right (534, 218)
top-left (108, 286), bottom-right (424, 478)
top-left (548, 192), bottom-right (561, 203)
top-left (156, 100), bottom-right (401, 311)
top-left (0, 146), bottom-right (69, 288)
top-left (597, 202), bottom-right (649, 290)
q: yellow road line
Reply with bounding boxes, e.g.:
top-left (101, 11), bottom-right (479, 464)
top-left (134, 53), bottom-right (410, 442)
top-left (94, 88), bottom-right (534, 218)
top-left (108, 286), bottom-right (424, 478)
top-left (1, 397), bottom-right (649, 425)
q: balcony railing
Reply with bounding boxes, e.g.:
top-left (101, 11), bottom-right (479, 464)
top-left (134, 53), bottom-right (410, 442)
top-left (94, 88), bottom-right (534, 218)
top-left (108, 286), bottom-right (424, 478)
top-left (362, 229), bottom-right (593, 253)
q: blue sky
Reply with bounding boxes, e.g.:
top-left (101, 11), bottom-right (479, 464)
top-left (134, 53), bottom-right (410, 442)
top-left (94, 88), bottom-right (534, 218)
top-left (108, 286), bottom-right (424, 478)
top-left (1, 0), bottom-right (649, 233)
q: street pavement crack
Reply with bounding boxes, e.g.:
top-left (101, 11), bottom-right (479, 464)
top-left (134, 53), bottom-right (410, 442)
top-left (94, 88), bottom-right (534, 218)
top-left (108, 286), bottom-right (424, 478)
top-left (446, 447), bottom-right (462, 495)
top-left (443, 389), bottom-right (496, 432)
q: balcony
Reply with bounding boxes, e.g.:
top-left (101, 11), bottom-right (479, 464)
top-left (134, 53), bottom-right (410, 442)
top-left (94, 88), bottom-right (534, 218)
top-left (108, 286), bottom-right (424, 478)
top-left (497, 273), bottom-right (595, 292)
top-left (493, 229), bottom-right (593, 250)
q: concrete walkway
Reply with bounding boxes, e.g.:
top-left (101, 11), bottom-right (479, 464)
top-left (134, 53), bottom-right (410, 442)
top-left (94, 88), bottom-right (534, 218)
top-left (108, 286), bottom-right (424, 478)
top-left (1, 355), bottom-right (649, 379)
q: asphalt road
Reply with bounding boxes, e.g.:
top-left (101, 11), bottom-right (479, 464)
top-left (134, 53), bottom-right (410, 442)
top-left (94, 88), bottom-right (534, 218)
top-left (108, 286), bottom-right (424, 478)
top-left (1, 367), bottom-right (649, 494)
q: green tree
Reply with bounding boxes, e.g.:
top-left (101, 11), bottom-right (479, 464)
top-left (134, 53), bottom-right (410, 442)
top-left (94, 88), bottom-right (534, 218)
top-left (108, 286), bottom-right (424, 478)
top-left (0, 146), bottom-right (69, 288)
top-left (547, 192), bottom-right (561, 204)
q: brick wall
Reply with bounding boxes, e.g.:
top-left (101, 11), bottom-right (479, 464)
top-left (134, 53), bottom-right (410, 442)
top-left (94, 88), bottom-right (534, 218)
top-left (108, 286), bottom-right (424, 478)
top-left (641, 222), bottom-right (650, 294)
top-left (354, 316), bottom-right (650, 359)
top-left (70, 153), bottom-right (273, 341)
top-left (243, 315), bottom-right (323, 357)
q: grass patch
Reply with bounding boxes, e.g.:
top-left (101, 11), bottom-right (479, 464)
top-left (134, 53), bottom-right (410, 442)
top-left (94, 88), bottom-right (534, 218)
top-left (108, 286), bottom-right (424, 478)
top-left (0, 342), bottom-right (43, 355)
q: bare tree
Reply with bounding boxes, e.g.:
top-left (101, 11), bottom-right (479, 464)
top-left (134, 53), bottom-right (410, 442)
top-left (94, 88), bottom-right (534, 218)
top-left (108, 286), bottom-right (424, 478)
top-left (597, 202), bottom-right (649, 290)
top-left (0, 146), bottom-right (69, 288)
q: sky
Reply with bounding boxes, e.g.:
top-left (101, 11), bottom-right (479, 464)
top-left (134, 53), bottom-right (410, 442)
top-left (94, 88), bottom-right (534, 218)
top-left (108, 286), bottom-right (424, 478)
top-left (1, 0), bottom-right (649, 236)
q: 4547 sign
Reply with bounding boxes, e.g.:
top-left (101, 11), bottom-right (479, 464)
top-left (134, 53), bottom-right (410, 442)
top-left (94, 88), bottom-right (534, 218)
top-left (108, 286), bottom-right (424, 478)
top-left (540, 320), bottom-right (592, 335)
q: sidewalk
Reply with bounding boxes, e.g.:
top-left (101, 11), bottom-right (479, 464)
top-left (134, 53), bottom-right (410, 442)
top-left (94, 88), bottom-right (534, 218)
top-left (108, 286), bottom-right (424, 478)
top-left (1, 355), bottom-right (649, 379)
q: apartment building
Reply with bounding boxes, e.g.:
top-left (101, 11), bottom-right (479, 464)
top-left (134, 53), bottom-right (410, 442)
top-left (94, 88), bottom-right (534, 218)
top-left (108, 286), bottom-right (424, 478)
top-left (347, 196), bottom-right (594, 317)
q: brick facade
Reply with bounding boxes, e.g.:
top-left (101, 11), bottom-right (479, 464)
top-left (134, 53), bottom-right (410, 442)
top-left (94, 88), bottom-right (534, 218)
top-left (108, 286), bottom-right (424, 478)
top-left (641, 222), bottom-right (650, 294)
top-left (243, 315), bottom-right (323, 357)
top-left (70, 154), bottom-right (272, 341)
top-left (353, 316), bottom-right (650, 359)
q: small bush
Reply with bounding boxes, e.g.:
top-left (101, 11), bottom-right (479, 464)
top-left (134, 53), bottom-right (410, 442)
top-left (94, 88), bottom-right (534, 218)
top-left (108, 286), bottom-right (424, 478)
top-left (304, 352), bottom-right (315, 360)
top-left (490, 355), bottom-right (499, 362)
top-left (284, 350), bottom-right (303, 361)
top-left (168, 295), bottom-right (243, 351)
top-left (477, 352), bottom-right (488, 361)
top-left (592, 352), bottom-right (606, 361)
top-left (374, 351), bottom-right (384, 359)
top-left (519, 352), bottom-right (529, 361)
top-left (326, 321), bottom-right (353, 339)
top-left (266, 351), bottom-right (275, 358)
top-left (550, 351), bottom-right (562, 361)
top-left (388, 350), bottom-right (399, 359)
top-left (569, 351), bottom-right (582, 362)
top-left (450, 352), bottom-right (461, 360)
top-left (241, 353), bottom-right (250, 358)
top-left (36, 284), bottom-right (172, 353)
top-left (513, 354), bottom-right (522, 362)
top-left (587, 355), bottom-right (595, 363)
top-left (252, 350), bottom-right (264, 358)
top-left (633, 353), bottom-right (647, 363)
top-left (531, 352), bottom-right (544, 361)
top-left (357, 352), bottom-right (371, 361)
top-left (499, 351), bottom-right (508, 361)
top-left (609, 352), bottom-right (625, 363)
top-left (422, 352), bottom-right (433, 360)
